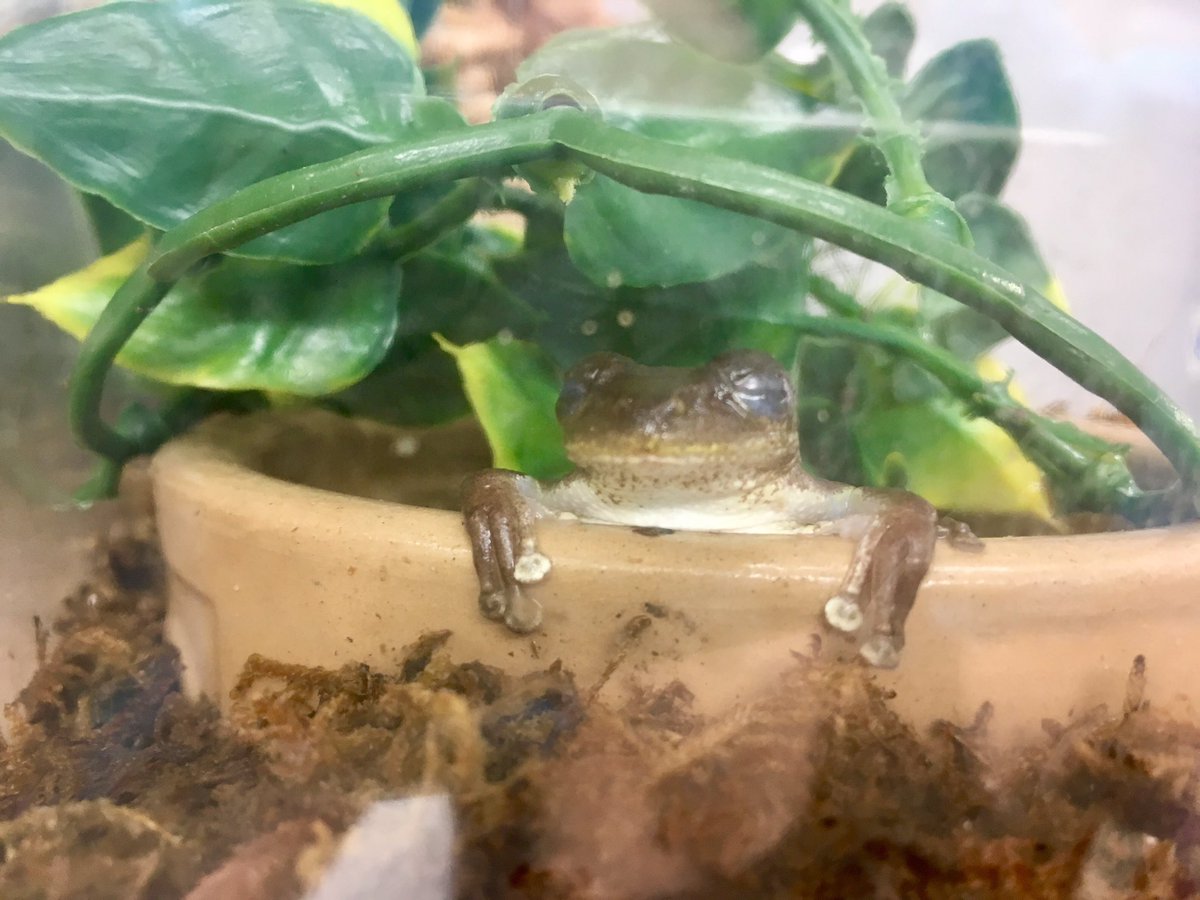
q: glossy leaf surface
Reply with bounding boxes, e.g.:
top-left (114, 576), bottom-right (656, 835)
top-left (906, 39), bottom-right (1020, 200)
top-left (518, 25), bottom-right (850, 287)
top-left (834, 37), bottom-right (1019, 205)
top-left (436, 335), bottom-right (571, 479)
top-left (496, 233), bottom-right (811, 370)
top-left (0, 1), bottom-right (461, 264)
top-left (9, 240), bottom-right (401, 394)
top-left (564, 178), bottom-right (793, 291)
top-left (853, 393), bottom-right (1053, 519)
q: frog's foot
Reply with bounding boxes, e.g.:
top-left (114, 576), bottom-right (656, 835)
top-left (938, 516), bottom-right (984, 553)
top-left (513, 540), bottom-right (552, 584)
top-left (859, 634), bottom-right (901, 669)
top-left (472, 532), bottom-right (549, 628)
top-left (504, 587), bottom-right (543, 633)
top-left (505, 541), bottom-right (550, 631)
top-left (824, 593), bottom-right (864, 633)
top-left (479, 588), bottom-right (508, 621)
top-left (478, 585), bottom-right (543, 632)
top-left (463, 470), bottom-right (550, 634)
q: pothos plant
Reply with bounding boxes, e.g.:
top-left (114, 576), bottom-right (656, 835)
top-left (1, 0), bottom-right (1197, 526)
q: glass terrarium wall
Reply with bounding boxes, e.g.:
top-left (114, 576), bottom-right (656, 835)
top-left (0, 0), bottom-right (145, 707)
top-left (898, 0), bottom-right (1200, 419)
top-left (611, 0), bottom-right (1200, 417)
top-left (0, 2), bottom-right (1196, 896)
top-left (0, 129), bottom-right (118, 708)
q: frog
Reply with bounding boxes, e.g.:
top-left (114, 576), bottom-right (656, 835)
top-left (461, 349), bottom-right (941, 668)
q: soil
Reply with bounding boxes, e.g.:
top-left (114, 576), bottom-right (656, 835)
top-left (1, 508), bottom-right (1198, 899)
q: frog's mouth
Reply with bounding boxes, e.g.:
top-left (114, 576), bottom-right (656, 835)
top-left (564, 432), bottom-right (798, 468)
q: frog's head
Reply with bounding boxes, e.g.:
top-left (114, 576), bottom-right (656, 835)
top-left (556, 350), bottom-right (800, 481)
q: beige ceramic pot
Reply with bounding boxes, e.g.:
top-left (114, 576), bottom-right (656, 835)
top-left (154, 409), bottom-right (1200, 746)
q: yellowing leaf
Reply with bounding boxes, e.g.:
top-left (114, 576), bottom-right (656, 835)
top-left (312, 0), bottom-right (419, 57)
top-left (975, 356), bottom-right (1029, 404)
top-left (435, 334), bottom-right (571, 479)
top-left (7, 237), bottom-right (149, 340)
top-left (1044, 277), bottom-right (1070, 313)
top-left (8, 240), bottom-right (402, 394)
top-left (856, 399), bottom-right (1055, 520)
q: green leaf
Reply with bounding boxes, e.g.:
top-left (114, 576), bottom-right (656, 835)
top-left (8, 240), bottom-right (402, 394)
top-left (495, 232), bottom-right (812, 370)
top-left (955, 192), bottom-right (1053, 290)
top-left (330, 334), bottom-right (470, 426)
top-left (394, 229), bottom-right (530, 342)
top-left (795, 336), bottom-right (868, 485)
top-left (332, 226), bottom-right (532, 428)
top-left (862, 2), bottom-right (917, 79)
top-left (517, 25), bottom-right (851, 287)
top-left (403, 0), bottom-right (442, 38)
top-left (435, 335), bottom-right (571, 479)
top-left (797, 3), bottom-right (913, 204)
top-left (904, 39), bottom-right (1019, 200)
top-left (782, 3), bottom-right (915, 108)
top-left (0, 1), bottom-right (463, 265)
top-left (853, 395), bottom-right (1054, 519)
top-left (646, 0), bottom-right (797, 62)
top-left (834, 37), bottom-right (1018, 206)
top-left (79, 192), bottom-right (145, 256)
top-left (564, 177), bottom-right (791, 290)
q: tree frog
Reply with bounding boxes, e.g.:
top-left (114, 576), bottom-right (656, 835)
top-left (462, 350), bottom-right (940, 668)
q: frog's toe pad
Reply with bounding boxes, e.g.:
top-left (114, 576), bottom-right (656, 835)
top-left (479, 590), bottom-right (507, 620)
top-left (824, 594), bottom-right (864, 633)
top-left (504, 591), bottom-right (543, 633)
top-left (513, 549), bottom-right (551, 584)
top-left (860, 635), bottom-right (901, 669)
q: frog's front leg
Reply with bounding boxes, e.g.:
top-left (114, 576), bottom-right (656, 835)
top-left (461, 470), bottom-right (553, 633)
top-left (809, 485), bottom-right (937, 669)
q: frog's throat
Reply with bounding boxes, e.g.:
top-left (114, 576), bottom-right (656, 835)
top-left (564, 434), bottom-right (798, 466)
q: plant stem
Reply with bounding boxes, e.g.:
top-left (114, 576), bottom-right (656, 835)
top-left (489, 182), bottom-right (564, 221)
top-left (807, 271), bottom-right (865, 318)
top-left (796, 284), bottom-right (1145, 513)
top-left (70, 265), bottom-right (171, 460)
top-left (148, 114), bottom-right (565, 280)
top-left (373, 177), bottom-right (493, 259)
top-left (74, 114), bottom-right (567, 461)
top-left (70, 108), bottom-right (1200, 494)
top-left (791, 0), bottom-right (930, 205)
top-left (487, 181), bottom-right (565, 249)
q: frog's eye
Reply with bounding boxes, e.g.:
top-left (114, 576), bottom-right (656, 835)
top-left (726, 366), bottom-right (793, 418)
top-left (556, 377), bottom-right (589, 420)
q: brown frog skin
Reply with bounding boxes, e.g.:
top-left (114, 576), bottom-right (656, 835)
top-left (461, 349), bottom-right (938, 668)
